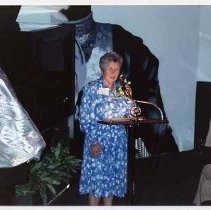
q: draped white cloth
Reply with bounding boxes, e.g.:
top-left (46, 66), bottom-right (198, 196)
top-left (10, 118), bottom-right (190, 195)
top-left (193, 117), bottom-right (211, 205)
top-left (0, 68), bottom-right (45, 168)
top-left (193, 164), bottom-right (211, 205)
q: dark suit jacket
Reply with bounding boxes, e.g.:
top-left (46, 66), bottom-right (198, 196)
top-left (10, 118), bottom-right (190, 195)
top-left (112, 24), bottom-right (179, 154)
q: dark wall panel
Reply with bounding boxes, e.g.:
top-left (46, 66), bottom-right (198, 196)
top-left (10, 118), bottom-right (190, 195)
top-left (0, 24), bottom-right (75, 146)
top-left (194, 82), bottom-right (211, 149)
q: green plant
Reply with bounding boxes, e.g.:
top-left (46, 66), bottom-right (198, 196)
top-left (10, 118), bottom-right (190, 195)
top-left (16, 142), bottom-right (81, 205)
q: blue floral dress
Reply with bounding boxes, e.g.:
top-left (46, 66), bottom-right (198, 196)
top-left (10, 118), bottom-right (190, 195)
top-left (79, 76), bottom-right (135, 197)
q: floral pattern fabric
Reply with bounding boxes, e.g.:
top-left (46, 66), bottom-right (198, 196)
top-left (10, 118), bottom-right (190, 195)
top-left (79, 77), bottom-right (135, 197)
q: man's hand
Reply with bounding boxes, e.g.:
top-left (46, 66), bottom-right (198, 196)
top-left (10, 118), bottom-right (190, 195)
top-left (90, 143), bottom-right (102, 157)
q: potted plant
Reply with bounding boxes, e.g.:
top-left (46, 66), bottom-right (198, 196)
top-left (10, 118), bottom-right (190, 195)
top-left (16, 142), bottom-right (81, 205)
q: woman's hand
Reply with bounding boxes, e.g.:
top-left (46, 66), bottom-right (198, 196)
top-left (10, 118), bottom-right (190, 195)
top-left (90, 143), bottom-right (102, 157)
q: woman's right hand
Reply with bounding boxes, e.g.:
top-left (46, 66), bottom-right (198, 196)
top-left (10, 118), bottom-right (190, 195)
top-left (124, 83), bottom-right (132, 98)
top-left (90, 143), bottom-right (102, 157)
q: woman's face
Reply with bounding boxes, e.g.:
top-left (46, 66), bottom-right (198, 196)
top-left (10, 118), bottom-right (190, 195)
top-left (103, 61), bottom-right (121, 86)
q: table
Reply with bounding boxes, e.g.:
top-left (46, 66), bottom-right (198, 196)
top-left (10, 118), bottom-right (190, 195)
top-left (99, 117), bottom-right (168, 205)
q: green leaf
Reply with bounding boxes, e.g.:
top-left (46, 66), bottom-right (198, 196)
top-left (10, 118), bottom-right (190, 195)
top-left (46, 184), bottom-right (57, 196)
top-left (16, 140), bottom-right (82, 204)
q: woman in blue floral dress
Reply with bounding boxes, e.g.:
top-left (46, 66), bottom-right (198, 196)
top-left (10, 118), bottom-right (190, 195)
top-left (79, 52), bottom-right (135, 205)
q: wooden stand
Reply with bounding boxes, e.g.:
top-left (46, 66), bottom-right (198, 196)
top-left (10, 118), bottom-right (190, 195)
top-left (99, 117), bottom-right (168, 205)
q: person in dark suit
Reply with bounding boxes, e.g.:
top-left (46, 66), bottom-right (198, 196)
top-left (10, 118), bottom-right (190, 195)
top-left (52, 5), bottom-right (179, 155)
